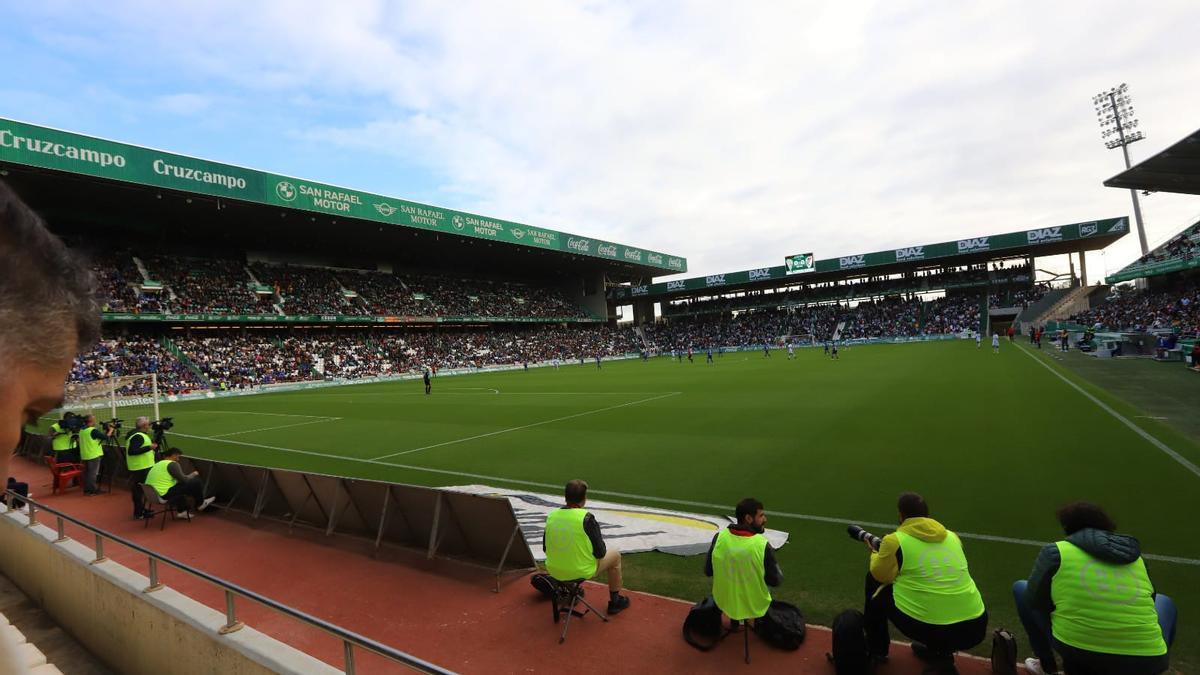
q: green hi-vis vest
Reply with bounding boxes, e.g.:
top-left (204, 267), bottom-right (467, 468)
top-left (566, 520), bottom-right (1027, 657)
top-left (544, 508), bottom-right (598, 581)
top-left (50, 423), bottom-right (73, 452)
top-left (78, 427), bottom-right (104, 461)
top-left (126, 432), bottom-right (155, 471)
top-left (145, 460), bottom-right (178, 497)
top-left (1051, 541), bottom-right (1167, 656)
top-left (893, 530), bottom-right (985, 625)
top-left (711, 528), bottom-right (771, 621)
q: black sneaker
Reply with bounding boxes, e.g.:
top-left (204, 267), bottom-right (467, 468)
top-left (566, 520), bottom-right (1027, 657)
top-left (606, 594), bottom-right (630, 615)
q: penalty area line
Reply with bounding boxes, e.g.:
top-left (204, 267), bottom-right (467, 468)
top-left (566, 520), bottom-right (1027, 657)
top-left (1015, 343), bottom-right (1200, 480)
top-left (371, 391), bottom-right (683, 460)
top-left (164, 431), bottom-right (1200, 567)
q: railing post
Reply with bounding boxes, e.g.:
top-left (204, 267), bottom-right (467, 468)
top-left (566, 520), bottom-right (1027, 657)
top-left (219, 590), bottom-right (244, 634)
top-left (344, 640), bottom-right (355, 675)
top-left (25, 501), bottom-right (35, 528)
top-left (54, 516), bottom-right (66, 542)
top-left (92, 534), bottom-right (107, 564)
top-left (145, 558), bottom-right (163, 593)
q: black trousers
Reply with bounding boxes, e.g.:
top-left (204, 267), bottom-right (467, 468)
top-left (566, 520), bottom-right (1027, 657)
top-left (129, 467), bottom-right (151, 517)
top-left (864, 573), bottom-right (988, 657)
top-left (163, 477), bottom-right (205, 510)
top-left (3, 478), bottom-right (29, 509)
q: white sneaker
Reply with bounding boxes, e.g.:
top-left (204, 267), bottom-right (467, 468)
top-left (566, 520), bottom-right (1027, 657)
top-left (176, 511), bottom-right (194, 519)
top-left (1025, 657), bottom-right (1058, 675)
top-left (198, 496), bottom-right (216, 512)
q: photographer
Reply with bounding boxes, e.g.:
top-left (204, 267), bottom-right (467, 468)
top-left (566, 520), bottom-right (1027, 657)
top-left (78, 413), bottom-right (115, 495)
top-left (543, 479), bottom-right (631, 615)
top-left (0, 179), bottom-right (101, 672)
top-left (1013, 502), bottom-right (1174, 675)
top-left (145, 447), bottom-right (216, 517)
top-left (862, 492), bottom-right (987, 668)
top-left (48, 413), bottom-right (80, 462)
top-left (126, 416), bottom-right (158, 519)
top-left (704, 498), bottom-right (782, 628)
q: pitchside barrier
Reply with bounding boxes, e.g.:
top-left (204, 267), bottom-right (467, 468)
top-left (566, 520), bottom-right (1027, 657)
top-left (179, 458), bottom-right (537, 590)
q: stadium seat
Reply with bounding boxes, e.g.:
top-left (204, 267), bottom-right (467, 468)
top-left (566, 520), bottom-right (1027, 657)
top-left (140, 483), bottom-right (191, 531)
top-left (44, 456), bottom-right (82, 495)
top-left (549, 578), bottom-right (608, 644)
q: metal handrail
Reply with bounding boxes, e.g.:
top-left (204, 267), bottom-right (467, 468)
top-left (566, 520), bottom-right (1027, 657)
top-left (2, 489), bottom-right (454, 674)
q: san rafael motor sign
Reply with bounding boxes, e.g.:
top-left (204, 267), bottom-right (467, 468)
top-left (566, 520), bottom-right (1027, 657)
top-left (0, 117), bottom-right (686, 273)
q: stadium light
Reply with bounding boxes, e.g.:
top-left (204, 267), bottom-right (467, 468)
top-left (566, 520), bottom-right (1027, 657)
top-left (1093, 82), bottom-right (1149, 255)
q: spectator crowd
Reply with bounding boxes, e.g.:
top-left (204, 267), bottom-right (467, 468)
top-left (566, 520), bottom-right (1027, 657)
top-left (1070, 282), bottom-right (1200, 337)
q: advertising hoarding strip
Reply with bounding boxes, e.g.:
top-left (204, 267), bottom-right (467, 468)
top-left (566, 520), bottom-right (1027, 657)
top-left (0, 117), bottom-right (685, 272)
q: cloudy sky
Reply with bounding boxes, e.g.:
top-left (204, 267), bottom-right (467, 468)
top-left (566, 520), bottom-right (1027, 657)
top-left (4, 1), bottom-right (1198, 280)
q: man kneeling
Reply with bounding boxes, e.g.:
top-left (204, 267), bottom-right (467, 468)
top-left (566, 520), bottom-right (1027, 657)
top-left (544, 479), bottom-right (630, 614)
top-left (145, 448), bottom-right (216, 518)
top-left (864, 492), bottom-right (987, 670)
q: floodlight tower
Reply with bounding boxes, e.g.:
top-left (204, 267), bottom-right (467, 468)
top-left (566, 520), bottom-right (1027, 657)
top-left (1093, 83), bottom-right (1148, 256)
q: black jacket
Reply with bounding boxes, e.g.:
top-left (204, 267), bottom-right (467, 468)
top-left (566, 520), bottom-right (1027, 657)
top-left (703, 525), bottom-right (782, 587)
top-left (1024, 528), bottom-right (1150, 614)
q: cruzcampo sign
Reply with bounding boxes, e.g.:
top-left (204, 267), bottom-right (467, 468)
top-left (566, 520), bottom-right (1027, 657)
top-left (0, 117), bottom-right (685, 273)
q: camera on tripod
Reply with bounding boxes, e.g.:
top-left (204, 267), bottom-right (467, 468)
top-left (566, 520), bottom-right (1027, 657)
top-left (151, 418), bottom-right (173, 434)
top-left (847, 524), bottom-right (882, 551)
top-left (60, 412), bottom-right (87, 433)
top-left (104, 418), bottom-right (123, 432)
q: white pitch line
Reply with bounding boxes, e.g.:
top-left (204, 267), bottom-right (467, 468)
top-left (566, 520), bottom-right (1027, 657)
top-left (209, 417), bottom-right (342, 438)
top-left (371, 391), bottom-right (683, 460)
top-left (1015, 343), bottom-right (1200, 479)
top-left (160, 431), bottom-right (1200, 567)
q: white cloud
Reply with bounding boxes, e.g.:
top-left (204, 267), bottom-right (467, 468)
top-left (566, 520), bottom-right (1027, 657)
top-left (13, 0), bottom-right (1200, 278)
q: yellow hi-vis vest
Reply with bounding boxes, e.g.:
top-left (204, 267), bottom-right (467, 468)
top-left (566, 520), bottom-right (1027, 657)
top-left (1051, 541), bottom-right (1167, 656)
top-left (145, 460), bottom-right (178, 497)
top-left (78, 427), bottom-right (104, 461)
top-left (711, 528), bottom-right (771, 621)
top-left (544, 508), bottom-right (598, 581)
top-left (893, 530), bottom-right (985, 625)
top-left (50, 422), bottom-right (73, 452)
top-left (126, 432), bottom-right (155, 471)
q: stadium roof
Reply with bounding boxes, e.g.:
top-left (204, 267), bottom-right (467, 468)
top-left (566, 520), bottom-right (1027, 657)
top-left (610, 217), bottom-right (1129, 301)
top-left (1103, 127), bottom-right (1200, 195)
top-left (0, 117), bottom-right (685, 276)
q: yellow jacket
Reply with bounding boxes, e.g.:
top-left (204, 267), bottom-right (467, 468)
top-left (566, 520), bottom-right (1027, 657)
top-left (869, 517), bottom-right (947, 584)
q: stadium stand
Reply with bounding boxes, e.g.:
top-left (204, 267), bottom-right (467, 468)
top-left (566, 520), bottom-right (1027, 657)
top-left (1069, 281), bottom-right (1200, 337)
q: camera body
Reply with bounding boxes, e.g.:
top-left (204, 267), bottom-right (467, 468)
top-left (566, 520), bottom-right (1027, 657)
top-left (847, 524), bottom-right (882, 551)
top-left (104, 418), bottom-right (123, 432)
top-left (151, 417), bottom-right (174, 433)
top-left (60, 412), bottom-right (87, 432)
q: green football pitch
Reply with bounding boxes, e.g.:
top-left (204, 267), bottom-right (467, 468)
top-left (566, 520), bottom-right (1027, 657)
top-left (62, 340), bottom-right (1200, 667)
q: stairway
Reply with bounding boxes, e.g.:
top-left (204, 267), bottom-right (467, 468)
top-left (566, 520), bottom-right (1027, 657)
top-left (1023, 285), bottom-right (1105, 327)
top-left (832, 321), bottom-right (845, 341)
top-left (158, 336), bottom-right (210, 387)
top-left (131, 255), bottom-right (152, 283)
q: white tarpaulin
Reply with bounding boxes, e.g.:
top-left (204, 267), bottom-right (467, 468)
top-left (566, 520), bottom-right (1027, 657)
top-left (443, 485), bottom-right (789, 560)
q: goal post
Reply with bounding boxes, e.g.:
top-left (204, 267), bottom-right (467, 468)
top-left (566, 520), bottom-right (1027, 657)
top-left (62, 373), bottom-right (162, 421)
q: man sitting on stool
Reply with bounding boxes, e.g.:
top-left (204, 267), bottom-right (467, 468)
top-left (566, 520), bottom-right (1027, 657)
top-left (544, 479), bottom-right (630, 615)
top-left (144, 448), bottom-right (216, 518)
top-left (864, 492), bottom-right (987, 669)
top-left (705, 497), bottom-right (782, 629)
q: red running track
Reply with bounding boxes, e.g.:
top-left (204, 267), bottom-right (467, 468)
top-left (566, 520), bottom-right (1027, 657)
top-left (9, 456), bottom-right (1003, 674)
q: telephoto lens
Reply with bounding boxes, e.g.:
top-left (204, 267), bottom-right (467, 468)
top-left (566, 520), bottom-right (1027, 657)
top-left (847, 524), bottom-right (882, 550)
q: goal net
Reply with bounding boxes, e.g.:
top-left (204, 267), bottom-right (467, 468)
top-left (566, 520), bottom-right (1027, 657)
top-left (62, 374), bottom-right (162, 420)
